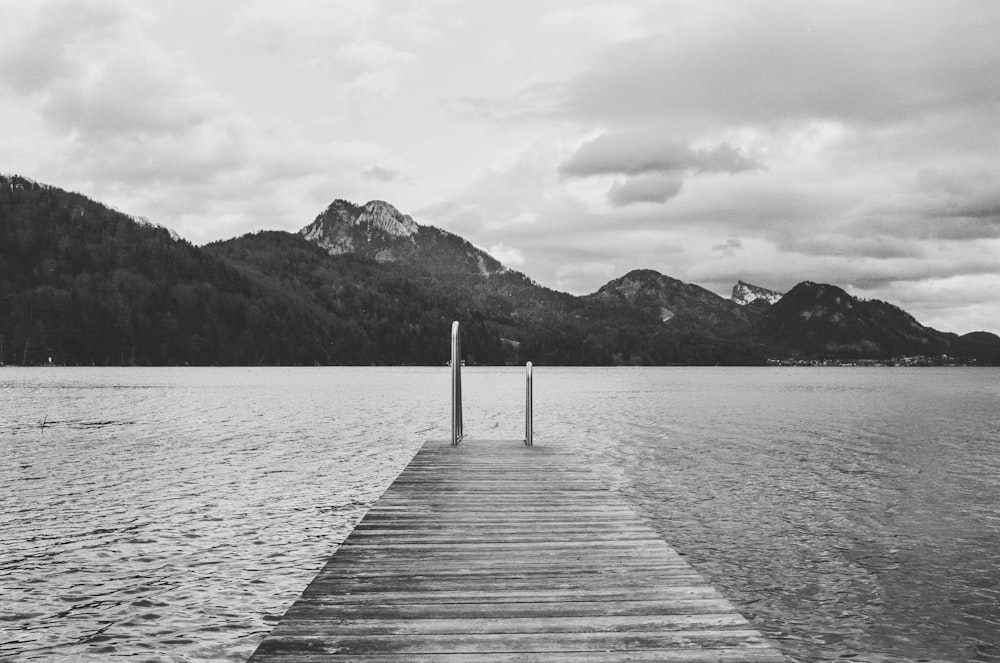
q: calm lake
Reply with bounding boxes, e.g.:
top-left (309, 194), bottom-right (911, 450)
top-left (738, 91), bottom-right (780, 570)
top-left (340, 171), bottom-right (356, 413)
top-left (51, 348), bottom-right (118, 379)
top-left (1, 367), bottom-right (998, 662)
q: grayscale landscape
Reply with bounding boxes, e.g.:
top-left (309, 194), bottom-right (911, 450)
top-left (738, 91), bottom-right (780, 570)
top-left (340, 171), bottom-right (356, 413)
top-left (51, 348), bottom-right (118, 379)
top-left (2, 2), bottom-right (998, 662)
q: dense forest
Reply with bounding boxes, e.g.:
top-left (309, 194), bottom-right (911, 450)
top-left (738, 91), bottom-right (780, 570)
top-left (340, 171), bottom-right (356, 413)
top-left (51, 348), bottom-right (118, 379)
top-left (2, 175), bottom-right (998, 366)
top-left (0, 176), bottom-right (501, 365)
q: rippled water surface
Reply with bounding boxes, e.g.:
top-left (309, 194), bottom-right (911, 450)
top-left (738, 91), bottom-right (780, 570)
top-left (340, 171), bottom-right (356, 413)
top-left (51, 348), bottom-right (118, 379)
top-left (2, 366), bottom-right (999, 662)
top-left (1, 368), bottom-right (439, 662)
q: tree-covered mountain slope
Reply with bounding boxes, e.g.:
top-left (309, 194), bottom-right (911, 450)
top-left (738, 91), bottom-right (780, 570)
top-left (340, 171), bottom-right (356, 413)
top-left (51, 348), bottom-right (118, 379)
top-left (3, 175), bottom-right (998, 365)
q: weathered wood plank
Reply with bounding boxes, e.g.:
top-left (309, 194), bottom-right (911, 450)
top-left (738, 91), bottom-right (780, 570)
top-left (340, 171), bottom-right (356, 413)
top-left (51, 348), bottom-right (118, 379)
top-left (248, 438), bottom-right (786, 662)
top-left (279, 599), bottom-right (740, 621)
top-left (254, 629), bottom-right (773, 654)
top-left (297, 586), bottom-right (723, 604)
top-left (306, 575), bottom-right (711, 593)
top-left (270, 614), bottom-right (751, 636)
top-left (311, 562), bottom-right (698, 578)
top-left (253, 652), bottom-right (786, 663)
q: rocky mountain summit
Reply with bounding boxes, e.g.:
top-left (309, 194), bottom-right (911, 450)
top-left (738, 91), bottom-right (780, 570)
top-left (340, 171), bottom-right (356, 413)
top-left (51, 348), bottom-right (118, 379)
top-left (300, 199), bottom-right (506, 278)
top-left (732, 280), bottom-right (783, 306)
top-left (301, 199), bottom-right (417, 257)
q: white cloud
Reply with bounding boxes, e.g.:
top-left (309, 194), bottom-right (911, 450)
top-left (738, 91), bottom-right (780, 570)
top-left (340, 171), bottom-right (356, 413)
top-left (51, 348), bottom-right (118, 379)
top-left (537, 5), bottom-right (647, 43)
top-left (487, 243), bottom-right (526, 268)
top-left (608, 172), bottom-right (685, 206)
top-left (234, 0), bottom-right (419, 97)
top-left (884, 273), bottom-right (1000, 334)
top-left (329, 37), bottom-right (417, 96)
top-left (232, 0), bottom-right (375, 49)
top-left (45, 49), bottom-right (225, 139)
top-left (560, 132), bottom-right (762, 177)
top-left (555, 260), bottom-right (618, 294)
top-left (559, 130), bottom-right (762, 206)
top-left (364, 166), bottom-right (401, 183)
top-left (712, 238), bottom-right (742, 254)
top-left (0, 0), bottom-right (141, 94)
top-left (1, 0), bottom-right (998, 333)
top-left (0, 0), bottom-right (416, 243)
top-left (564, 1), bottom-right (1000, 130)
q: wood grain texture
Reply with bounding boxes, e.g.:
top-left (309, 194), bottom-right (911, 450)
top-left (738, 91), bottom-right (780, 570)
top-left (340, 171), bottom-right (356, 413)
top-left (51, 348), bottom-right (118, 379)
top-left (249, 439), bottom-right (787, 662)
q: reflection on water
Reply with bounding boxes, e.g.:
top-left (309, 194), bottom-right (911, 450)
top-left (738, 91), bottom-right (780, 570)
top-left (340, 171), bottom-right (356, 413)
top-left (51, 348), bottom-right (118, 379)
top-left (2, 367), bottom-right (999, 662)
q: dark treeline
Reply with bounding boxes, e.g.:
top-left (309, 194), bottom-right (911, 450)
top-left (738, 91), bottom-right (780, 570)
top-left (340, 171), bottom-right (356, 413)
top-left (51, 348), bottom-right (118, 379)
top-left (3, 175), bottom-right (998, 366)
top-left (0, 176), bottom-right (500, 366)
top-left (0, 175), bottom-right (754, 366)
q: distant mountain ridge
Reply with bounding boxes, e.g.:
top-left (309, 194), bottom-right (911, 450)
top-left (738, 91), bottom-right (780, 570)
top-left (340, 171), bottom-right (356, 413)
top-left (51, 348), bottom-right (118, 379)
top-left (3, 174), bottom-right (998, 365)
top-left (756, 281), bottom-right (958, 359)
top-left (589, 269), bottom-right (757, 328)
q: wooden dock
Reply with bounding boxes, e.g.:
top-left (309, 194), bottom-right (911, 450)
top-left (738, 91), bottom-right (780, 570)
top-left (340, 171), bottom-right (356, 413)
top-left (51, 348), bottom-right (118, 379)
top-left (249, 438), bottom-right (787, 662)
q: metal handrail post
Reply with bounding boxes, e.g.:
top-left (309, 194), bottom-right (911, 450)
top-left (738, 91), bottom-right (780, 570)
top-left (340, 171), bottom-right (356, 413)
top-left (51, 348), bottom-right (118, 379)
top-left (525, 361), bottom-right (533, 446)
top-left (457, 337), bottom-right (463, 440)
top-left (451, 321), bottom-right (463, 445)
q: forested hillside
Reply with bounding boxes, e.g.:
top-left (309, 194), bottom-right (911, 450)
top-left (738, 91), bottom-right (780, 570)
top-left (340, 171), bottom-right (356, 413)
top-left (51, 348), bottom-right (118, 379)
top-left (0, 176), bottom-right (501, 365)
top-left (205, 231), bottom-right (506, 365)
top-left (3, 175), bottom-right (998, 366)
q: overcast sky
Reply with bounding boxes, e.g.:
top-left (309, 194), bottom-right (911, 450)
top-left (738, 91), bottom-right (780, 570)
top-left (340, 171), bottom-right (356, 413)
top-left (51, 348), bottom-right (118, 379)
top-left (3, 0), bottom-right (999, 334)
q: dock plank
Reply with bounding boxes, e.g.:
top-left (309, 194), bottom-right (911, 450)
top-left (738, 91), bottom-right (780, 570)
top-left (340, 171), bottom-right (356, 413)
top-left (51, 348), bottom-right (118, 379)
top-left (249, 439), bottom-right (786, 662)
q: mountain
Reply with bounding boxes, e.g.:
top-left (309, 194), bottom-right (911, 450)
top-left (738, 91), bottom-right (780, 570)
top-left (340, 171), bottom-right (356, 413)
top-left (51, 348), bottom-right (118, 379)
top-left (0, 175), bottom-right (334, 365)
top-left (3, 174), bottom-right (998, 366)
top-left (574, 270), bottom-right (767, 365)
top-left (591, 269), bottom-right (757, 328)
top-left (954, 331), bottom-right (1000, 364)
top-left (732, 280), bottom-right (783, 306)
top-left (299, 197), bottom-right (598, 362)
top-left (301, 199), bottom-right (507, 278)
top-left (754, 281), bottom-right (956, 359)
top-left (0, 176), bottom-right (497, 365)
top-left (204, 230), bottom-right (506, 365)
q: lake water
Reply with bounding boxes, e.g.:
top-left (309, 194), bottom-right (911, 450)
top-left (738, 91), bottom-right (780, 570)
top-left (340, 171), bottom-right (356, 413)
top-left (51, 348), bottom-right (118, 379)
top-left (1, 367), bottom-right (998, 662)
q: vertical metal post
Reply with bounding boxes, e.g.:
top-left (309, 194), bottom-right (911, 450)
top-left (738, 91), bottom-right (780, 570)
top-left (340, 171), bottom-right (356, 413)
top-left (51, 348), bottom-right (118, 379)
top-left (525, 361), bottom-right (533, 446)
top-left (457, 336), bottom-right (463, 441)
top-left (451, 321), bottom-right (463, 445)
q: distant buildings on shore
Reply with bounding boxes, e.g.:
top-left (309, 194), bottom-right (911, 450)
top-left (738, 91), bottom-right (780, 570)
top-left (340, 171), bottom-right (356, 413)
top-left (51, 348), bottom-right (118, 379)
top-left (765, 355), bottom-right (971, 367)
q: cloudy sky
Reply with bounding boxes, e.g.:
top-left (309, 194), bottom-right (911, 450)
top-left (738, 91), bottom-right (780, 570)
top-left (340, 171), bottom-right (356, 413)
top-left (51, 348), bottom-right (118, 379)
top-left (3, 0), bottom-right (999, 334)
